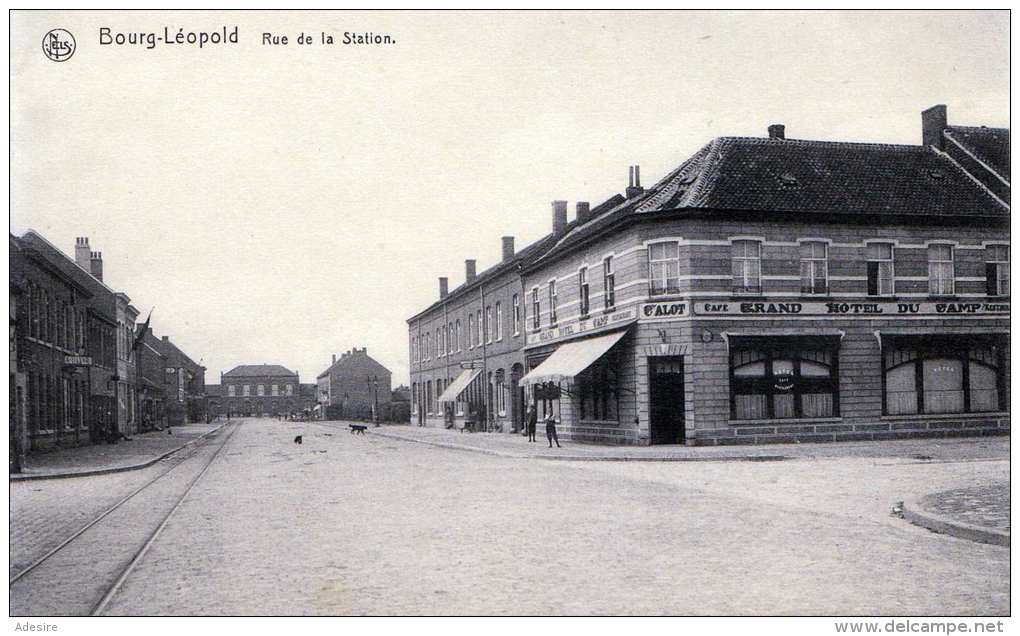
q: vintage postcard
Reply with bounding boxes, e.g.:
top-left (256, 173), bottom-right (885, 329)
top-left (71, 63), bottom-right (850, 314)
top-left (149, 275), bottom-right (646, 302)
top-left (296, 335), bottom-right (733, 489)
top-left (8, 9), bottom-right (1010, 628)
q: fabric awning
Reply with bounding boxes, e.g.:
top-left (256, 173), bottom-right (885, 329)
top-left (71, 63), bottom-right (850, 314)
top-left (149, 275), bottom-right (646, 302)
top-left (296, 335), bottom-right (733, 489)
top-left (437, 368), bottom-right (483, 403)
top-left (520, 330), bottom-right (628, 386)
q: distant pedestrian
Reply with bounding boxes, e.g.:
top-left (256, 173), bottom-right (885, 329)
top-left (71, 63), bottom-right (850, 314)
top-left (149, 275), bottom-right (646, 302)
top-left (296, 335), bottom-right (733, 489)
top-left (545, 414), bottom-right (560, 448)
top-left (526, 404), bottom-right (537, 443)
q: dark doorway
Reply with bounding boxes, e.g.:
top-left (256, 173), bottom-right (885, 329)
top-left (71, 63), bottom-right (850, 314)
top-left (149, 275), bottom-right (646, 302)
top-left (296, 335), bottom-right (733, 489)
top-left (649, 356), bottom-right (685, 445)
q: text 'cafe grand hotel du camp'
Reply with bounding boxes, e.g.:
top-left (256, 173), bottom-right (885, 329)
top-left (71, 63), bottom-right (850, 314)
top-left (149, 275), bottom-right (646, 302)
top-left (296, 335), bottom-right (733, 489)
top-left (407, 105), bottom-right (1009, 446)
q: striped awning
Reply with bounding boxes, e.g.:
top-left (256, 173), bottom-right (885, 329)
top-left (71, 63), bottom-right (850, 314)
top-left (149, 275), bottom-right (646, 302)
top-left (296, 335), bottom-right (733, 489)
top-left (437, 368), bottom-right (483, 403)
top-left (520, 330), bottom-right (628, 386)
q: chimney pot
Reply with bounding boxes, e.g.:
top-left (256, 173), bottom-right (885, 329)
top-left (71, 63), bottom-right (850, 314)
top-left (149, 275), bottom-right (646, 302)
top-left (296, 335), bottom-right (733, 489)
top-left (922, 104), bottom-right (948, 150)
top-left (552, 200), bottom-right (568, 235)
top-left (439, 277), bottom-right (449, 299)
top-left (89, 250), bottom-right (104, 281)
top-left (75, 237), bottom-right (91, 269)
top-left (501, 236), bottom-right (515, 262)
top-left (625, 166), bottom-right (645, 198)
top-left (576, 201), bottom-right (591, 224)
top-left (465, 259), bottom-right (477, 282)
top-left (768, 124), bottom-right (785, 140)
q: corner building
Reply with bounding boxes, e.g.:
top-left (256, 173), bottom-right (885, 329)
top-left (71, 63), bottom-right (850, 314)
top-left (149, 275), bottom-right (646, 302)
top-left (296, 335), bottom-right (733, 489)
top-left (517, 106), bottom-right (1008, 445)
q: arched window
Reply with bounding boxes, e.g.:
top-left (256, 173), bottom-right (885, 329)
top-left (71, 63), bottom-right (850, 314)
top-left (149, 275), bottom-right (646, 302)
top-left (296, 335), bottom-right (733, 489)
top-left (883, 336), bottom-right (1004, 415)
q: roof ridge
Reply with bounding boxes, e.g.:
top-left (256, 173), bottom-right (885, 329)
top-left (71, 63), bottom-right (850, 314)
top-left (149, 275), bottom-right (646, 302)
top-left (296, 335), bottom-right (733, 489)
top-left (715, 136), bottom-right (925, 151)
top-left (947, 125), bottom-right (1009, 134)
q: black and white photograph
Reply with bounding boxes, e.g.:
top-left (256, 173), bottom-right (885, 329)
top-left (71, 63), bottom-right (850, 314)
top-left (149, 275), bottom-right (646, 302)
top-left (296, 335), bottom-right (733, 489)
top-left (7, 8), bottom-right (1010, 627)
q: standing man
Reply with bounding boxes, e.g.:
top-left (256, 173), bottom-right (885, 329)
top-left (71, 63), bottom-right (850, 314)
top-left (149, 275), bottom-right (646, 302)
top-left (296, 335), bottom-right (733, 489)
top-left (545, 413), bottom-right (561, 448)
top-left (526, 404), bottom-right (537, 443)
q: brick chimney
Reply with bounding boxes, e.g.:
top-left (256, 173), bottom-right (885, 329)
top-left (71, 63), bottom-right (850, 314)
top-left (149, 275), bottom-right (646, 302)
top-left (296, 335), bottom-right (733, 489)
top-left (922, 104), bottom-right (947, 150)
top-left (90, 251), bottom-right (103, 281)
top-left (552, 200), bottom-right (568, 235)
top-left (501, 236), bottom-right (515, 262)
top-left (439, 276), bottom-right (449, 299)
top-left (75, 237), bottom-right (91, 269)
top-left (768, 124), bottom-right (785, 140)
top-left (625, 166), bottom-right (644, 198)
top-left (576, 201), bottom-right (591, 224)
top-left (465, 259), bottom-right (477, 282)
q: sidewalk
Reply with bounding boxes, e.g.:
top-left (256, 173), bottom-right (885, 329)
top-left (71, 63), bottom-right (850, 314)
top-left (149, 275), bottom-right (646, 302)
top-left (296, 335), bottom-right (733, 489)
top-left (903, 481), bottom-right (1010, 546)
top-left (10, 422), bottom-right (225, 481)
top-left (361, 423), bottom-right (1010, 463)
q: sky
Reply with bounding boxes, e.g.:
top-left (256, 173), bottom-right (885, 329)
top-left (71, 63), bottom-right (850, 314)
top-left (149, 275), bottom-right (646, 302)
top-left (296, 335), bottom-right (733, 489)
top-left (10, 10), bottom-right (1009, 386)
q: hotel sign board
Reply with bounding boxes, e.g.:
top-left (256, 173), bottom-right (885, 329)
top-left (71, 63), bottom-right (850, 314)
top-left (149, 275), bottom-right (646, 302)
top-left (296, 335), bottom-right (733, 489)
top-left (693, 300), bottom-right (1010, 317)
top-left (63, 355), bottom-right (92, 367)
top-left (525, 308), bottom-right (636, 347)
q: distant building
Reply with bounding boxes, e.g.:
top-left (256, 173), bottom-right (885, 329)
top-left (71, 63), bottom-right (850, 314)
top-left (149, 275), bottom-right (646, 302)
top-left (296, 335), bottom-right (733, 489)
top-left (316, 348), bottom-right (392, 420)
top-left (158, 335), bottom-right (206, 425)
top-left (136, 328), bottom-right (168, 431)
top-left (216, 364), bottom-right (308, 417)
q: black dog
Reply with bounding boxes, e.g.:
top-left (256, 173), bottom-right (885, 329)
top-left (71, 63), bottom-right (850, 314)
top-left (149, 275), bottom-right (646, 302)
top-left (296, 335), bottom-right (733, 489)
top-left (294, 435), bottom-right (303, 444)
top-left (349, 424), bottom-right (367, 435)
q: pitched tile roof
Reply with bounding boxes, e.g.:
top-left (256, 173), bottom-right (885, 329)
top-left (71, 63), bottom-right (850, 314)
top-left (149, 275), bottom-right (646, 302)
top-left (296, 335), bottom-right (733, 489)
top-left (638, 136), bottom-right (1009, 216)
top-left (223, 364), bottom-right (297, 378)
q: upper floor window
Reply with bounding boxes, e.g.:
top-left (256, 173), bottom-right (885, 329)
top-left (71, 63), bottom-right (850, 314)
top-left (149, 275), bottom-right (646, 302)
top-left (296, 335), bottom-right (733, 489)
top-left (467, 314), bottom-right (475, 348)
top-left (485, 306), bottom-right (493, 343)
top-left (257, 384), bottom-right (265, 396)
top-left (986, 245), bottom-right (1009, 297)
top-left (732, 240), bottom-right (762, 295)
top-left (476, 310), bottom-right (482, 345)
top-left (531, 288), bottom-right (540, 329)
top-left (578, 267), bottom-right (590, 317)
top-left (271, 384), bottom-right (279, 397)
top-left (455, 320), bottom-right (462, 351)
top-left (799, 241), bottom-right (828, 295)
top-left (648, 241), bottom-right (680, 296)
top-left (285, 384), bottom-right (294, 396)
top-left (866, 243), bottom-right (895, 296)
top-left (242, 384), bottom-right (251, 397)
top-left (227, 385), bottom-right (236, 397)
top-left (448, 323), bottom-right (454, 354)
top-left (495, 302), bottom-right (503, 341)
top-left (512, 294), bottom-right (520, 336)
top-left (548, 280), bottom-right (558, 325)
top-left (603, 256), bottom-right (615, 309)
top-left (928, 244), bottom-right (955, 296)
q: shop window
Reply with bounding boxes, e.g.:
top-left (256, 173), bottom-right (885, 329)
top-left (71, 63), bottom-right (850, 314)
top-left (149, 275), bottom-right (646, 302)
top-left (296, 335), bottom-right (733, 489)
top-left (648, 241), bottom-right (680, 296)
top-left (799, 241), bottom-right (828, 295)
top-left (578, 268), bottom-right (590, 317)
top-left (986, 245), bottom-right (1009, 297)
top-left (730, 339), bottom-right (839, 420)
top-left (883, 337), bottom-right (1004, 415)
top-left (732, 240), bottom-right (762, 295)
top-left (867, 243), bottom-right (895, 296)
top-left (603, 256), bottom-right (616, 309)
top-left (928, 244), bottom-right (955, 296)
top-left (577, 361), bottom-right (619, 422)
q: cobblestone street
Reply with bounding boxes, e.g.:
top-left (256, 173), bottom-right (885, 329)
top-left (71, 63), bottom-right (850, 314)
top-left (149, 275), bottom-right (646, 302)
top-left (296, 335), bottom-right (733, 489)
top-left (10, 419), bottom-right (1009, 616)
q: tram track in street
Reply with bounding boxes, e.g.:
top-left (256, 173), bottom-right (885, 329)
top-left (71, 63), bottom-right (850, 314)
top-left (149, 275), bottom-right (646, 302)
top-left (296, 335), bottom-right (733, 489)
top-left (9, 421), bottom-right (241, 616)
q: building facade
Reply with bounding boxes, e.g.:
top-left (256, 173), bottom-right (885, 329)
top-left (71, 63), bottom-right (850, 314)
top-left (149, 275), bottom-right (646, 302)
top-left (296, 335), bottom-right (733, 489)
top-left (316, 348), bottom-right (393, 420)
top-left (158, 335), bottom-right (206, 425)
top-left (136, 329), bottom-right (168, 431)
top-left (215, 364), bottom-right (305, 417)
top-left (408, 105), bottom-right (1009, 446)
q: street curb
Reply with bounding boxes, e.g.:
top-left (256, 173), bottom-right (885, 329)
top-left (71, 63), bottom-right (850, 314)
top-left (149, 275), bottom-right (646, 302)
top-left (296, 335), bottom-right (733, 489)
top-left (901, 497), bottom-right (1010, 547)
top-left (9, 423), bottom-right (229, 482)
top-left (368, 429), bottom-right (788, 462)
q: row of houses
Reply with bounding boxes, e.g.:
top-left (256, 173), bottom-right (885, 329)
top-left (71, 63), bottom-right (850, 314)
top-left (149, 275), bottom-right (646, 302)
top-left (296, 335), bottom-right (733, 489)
top-left (407, 105), bottom-right (1010, 445)
top-left (9, 231), bottom-right (206, 467)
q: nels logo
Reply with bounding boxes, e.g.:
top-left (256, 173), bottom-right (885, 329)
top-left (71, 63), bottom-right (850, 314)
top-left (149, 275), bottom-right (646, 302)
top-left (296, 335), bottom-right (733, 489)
top-left (42, 29), bottom-right (75, 62)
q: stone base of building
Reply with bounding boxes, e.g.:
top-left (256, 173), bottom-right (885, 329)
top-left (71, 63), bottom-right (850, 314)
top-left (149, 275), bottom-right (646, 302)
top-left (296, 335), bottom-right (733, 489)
top-left (29, 430), bottom-right (96, 453)
top-left (559, 421), bottom-right (641, 445)
top-left (690, 414), bottom-right (1010, 446)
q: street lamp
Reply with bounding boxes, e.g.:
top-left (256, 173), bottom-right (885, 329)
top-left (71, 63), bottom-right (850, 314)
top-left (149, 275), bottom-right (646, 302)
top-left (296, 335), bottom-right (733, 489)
top-left (367, 375), bottom-right (379, 426)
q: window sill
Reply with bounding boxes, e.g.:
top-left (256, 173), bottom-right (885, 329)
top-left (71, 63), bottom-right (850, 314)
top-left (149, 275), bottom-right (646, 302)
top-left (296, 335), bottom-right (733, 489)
top-left (602, 306), bottom-right (616, 314)
top-left (730, 416), bottom-right (843, 426)
top-left (881, 411), bottom-right (1009, 421)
